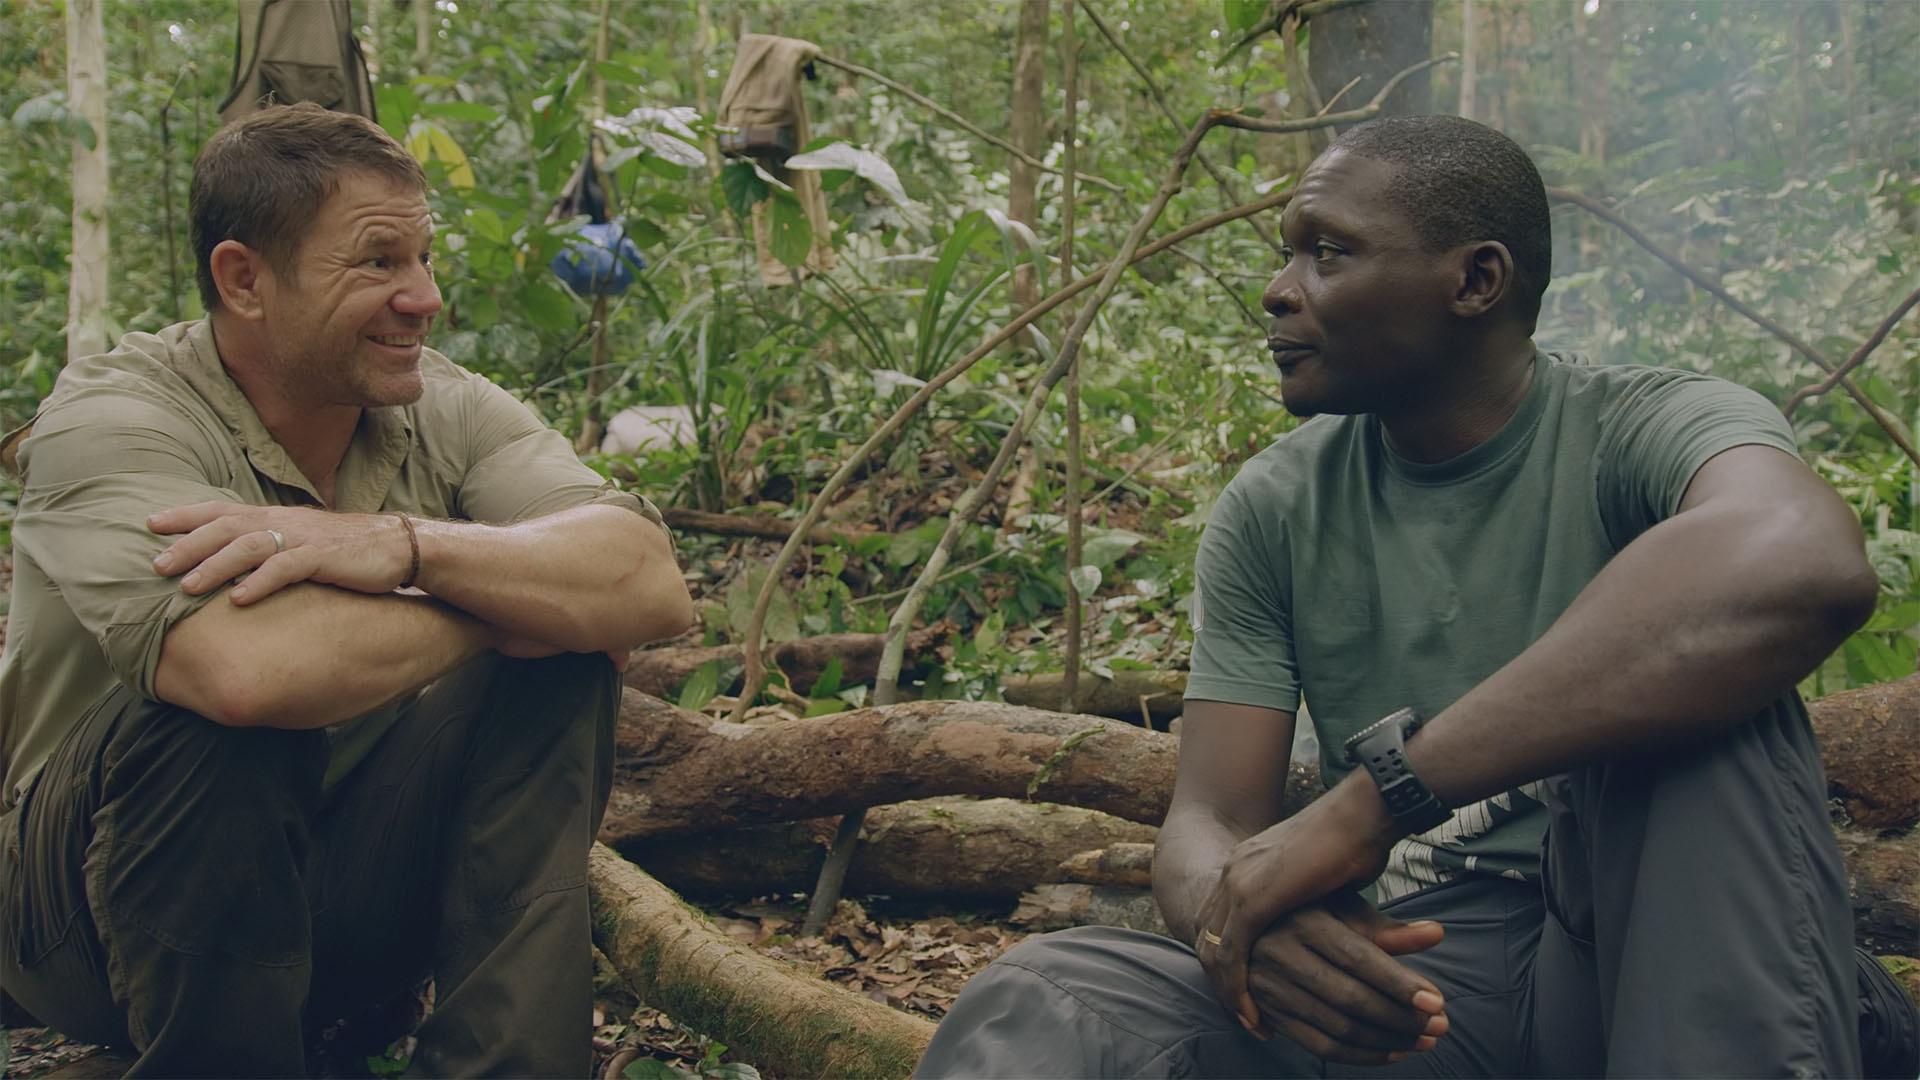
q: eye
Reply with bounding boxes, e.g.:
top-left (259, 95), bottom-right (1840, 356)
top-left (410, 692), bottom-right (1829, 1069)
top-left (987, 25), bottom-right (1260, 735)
top-left (419, 252), bottom-right (435, 272)
top-left (1277, 246), bottom-right (1294, 267)
top-left (1312, 241), bottom-right (1343, 261)
top-left (363, 256), bottom-right (392, 270)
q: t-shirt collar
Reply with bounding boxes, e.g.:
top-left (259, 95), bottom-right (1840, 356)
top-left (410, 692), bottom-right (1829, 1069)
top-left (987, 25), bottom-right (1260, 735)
top-left (1378, 348), bottom-right (1549, 486)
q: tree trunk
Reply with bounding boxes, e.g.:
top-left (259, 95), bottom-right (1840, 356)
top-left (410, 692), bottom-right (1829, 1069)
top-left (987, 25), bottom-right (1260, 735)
top-left (1000, 670), bottom-right (1186, 726)
top-left (1007, 0), bottom-right (1048, 312)
top-left (66, 0), bottom-right (109, 363)
top-left (622, 627), bottom-right (946, 700)
top-left (620, 798), bottom-right (1157, 902)
top-left (1306, 0), bottom-right (1435, 122)
top-left (1457, 0), bottom-right (1477, 120)
top-left (413, 0), bottom-right (431, 76)
top-left (588, 845), bottom-right (933, 1079)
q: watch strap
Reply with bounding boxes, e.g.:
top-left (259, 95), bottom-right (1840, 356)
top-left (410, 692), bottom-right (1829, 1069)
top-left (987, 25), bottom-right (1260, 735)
top-left (1343, 707), bottom-right (1452, 834)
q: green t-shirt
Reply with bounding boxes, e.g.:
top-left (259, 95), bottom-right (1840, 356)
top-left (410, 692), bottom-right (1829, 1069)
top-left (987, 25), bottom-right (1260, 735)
top-left (1185, 351), bottom-right (1802, 901)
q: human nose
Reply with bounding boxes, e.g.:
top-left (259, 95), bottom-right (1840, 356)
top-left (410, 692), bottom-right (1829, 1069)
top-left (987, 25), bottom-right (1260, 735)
top-left (1261, 265), bottom-right (1301, 317)
top-left (393, 261), bottom-right (442, 319)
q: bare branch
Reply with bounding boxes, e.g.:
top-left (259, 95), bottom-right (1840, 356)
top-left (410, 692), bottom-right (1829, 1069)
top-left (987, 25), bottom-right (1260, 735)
top-left (1079, 0), bottom-right (1285, 256)
top-left (1783, 285), bottom-right (1920, 417)
top-left (1221, 0), bottom-right (1373, 62)
top-left (1549, 186), bottom-right (1919, 465)
top-left (1213, 53), bottom-right (1458, 134)
top-left (814, 53), bottom-right (1124, 194)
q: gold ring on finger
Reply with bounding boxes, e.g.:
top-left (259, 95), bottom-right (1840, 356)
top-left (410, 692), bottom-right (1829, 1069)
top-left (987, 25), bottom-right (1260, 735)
top-left (1201, 929), bottom-right (1224, 946)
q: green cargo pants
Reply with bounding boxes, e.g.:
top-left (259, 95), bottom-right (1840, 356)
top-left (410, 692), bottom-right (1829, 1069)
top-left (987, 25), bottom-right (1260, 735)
top-left (0, 650), bottom-right (621, 1077)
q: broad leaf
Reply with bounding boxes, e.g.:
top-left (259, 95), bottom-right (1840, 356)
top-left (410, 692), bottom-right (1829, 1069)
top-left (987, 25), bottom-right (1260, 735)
top-left (1082, 528), bottom-right (1145, 568)
top-left (784, 141), bottom-right (913, 208)
top-left (678, 661), bottom-right (721, 712)
top-left (720, 161), bottom-right (769, 219)
top-left (767, 193), bottom-right (814, 268)
top-left (1069, 564), bottom-right (1103, 597)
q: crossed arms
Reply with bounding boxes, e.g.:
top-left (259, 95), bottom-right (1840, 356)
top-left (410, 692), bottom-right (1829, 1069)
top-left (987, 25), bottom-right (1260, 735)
top-left (1156, 444), bottom-right (1877, 1064)
top-left (152, 500), bottom-right (693, 730)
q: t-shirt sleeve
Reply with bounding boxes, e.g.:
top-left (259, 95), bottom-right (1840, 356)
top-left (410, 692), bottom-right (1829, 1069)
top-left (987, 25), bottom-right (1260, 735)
top-left (14, 397), bottom-right (234, 701)
top-left (1595, 369), bottom-right (1801, 548)
top-left (1184, 484), bottom-right (1301, 713)
top-left (450, 374), bottom-right (669, 537)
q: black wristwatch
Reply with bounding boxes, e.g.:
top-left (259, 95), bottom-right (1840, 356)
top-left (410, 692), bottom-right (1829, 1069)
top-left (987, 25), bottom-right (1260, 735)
top-left (1342, 707), bottom-right (1452, 834)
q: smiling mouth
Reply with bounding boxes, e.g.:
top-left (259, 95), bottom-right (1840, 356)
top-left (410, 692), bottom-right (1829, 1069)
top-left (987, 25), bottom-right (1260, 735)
top-left (370, 334), bottom-right (423, 348)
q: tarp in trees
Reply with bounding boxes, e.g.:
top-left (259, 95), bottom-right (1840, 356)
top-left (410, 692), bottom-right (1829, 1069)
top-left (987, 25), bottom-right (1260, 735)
top-left (717, 34), bottom-right (835, 286)
top-left (218, 0), bottom-right (376, 125)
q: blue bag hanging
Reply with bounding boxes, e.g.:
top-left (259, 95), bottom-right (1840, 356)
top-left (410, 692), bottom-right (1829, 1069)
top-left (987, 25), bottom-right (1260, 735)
top-left (550, 222), bottom-right (646, 296)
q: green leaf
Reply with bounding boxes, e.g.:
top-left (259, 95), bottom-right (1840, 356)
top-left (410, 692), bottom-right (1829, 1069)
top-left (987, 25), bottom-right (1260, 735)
top-left (1082, 529), bottom-right (1145, 568)
top-left (803, 696), bottom-right (848, 717)
top-left (767, 193), bottom-right (814, 268)
top-left (1224, 0), bottom-right (1267, 33)
top-left (811, 657), bottom-right (845, 698)
top-left (887, 531), bottom-right (926, 569)
top-left (419, 101), bottom-right (500, 124)
top-left (678, 661), bottom-right (721, 712)
top-left (784, 141), bottom-right (914, 208)
top-left (466, 206), bottom-right (508, 243)
top-left (1069, 564), bottom-right (1103, 597)
top-left (462, 289), bottom-right (501, 329)
top-left (595, 60), bottom-right (648, 86)
top-left (720, 161), bottom-right (769, 219)
top-left (66, 115), bottom-right (97, 151)
top-left (517, 280), bottom-right (577, 333)
top-left (625, 1059), bottom-right (696, 1080)
top-left (623, 217), bottom-right (668, 248)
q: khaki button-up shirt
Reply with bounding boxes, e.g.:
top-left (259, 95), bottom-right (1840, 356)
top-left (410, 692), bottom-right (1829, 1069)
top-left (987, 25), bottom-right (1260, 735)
top-left (0, 320), bottom-right (664, 808)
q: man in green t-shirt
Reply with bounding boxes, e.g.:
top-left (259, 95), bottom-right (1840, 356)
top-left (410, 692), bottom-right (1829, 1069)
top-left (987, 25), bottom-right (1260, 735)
top-left (917, 116), bottom-right (1916, 1077)
top-left (0, 105), bottom-right (695, 1075)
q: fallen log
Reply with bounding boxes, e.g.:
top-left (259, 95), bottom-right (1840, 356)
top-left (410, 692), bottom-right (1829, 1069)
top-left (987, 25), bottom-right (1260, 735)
top-left (588, 844), bottom-right (933, 1079)
top-left (602, 690), bottom-right (1323, 845)
top-left (1810, 674), bottom-right (1920, 829)
top-left (1012, 884), bottom-right (1169, 936)
top-left (1001, 670), bottom-right (1187, 725)
top-left (621, 798), bottom-right (1156, 902)
top-left (1834, 827), bottom-right (1920, 955)
top-left (661, 506), bottom-right (868, 547)
top-left (623, 628), bottom-right (947, 700)
top-left (1058, 841), bottom-right (1155, 888)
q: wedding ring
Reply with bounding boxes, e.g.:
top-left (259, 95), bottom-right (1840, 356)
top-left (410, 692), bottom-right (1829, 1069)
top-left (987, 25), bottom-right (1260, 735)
top-left (266, 529), bottom-right (285, 554)
top-left (1201, 929), bottom-right (1224, 946)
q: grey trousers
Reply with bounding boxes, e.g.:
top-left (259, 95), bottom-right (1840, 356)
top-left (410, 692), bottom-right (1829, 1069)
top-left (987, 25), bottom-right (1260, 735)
top-left (917, 701), bottom-right (1861, 1078)
top-left (0, 651), bottom-right (621, 1078)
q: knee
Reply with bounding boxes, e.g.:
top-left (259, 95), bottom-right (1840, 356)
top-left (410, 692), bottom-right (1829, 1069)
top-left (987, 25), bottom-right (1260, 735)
top-left (103, 704), bottom-right (326, 825)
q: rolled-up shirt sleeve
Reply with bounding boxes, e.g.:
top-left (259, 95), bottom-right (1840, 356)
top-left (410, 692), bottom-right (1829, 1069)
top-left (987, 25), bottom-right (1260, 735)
top-left (14, 397), bottom-right (238, 701)
top-left (449, 373), bottom-right (669, 537)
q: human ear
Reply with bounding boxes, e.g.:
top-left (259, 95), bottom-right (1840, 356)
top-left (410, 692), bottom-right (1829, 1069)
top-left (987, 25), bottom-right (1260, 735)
top-left (208, 240), bottom-right (269, 320)
top-left (1449, 241), bottom-right (1513, 319)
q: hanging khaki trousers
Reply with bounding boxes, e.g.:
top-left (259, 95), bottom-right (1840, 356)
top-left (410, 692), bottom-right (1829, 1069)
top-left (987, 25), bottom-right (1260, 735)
top-left (0, 651), bottom-right (620, 1077)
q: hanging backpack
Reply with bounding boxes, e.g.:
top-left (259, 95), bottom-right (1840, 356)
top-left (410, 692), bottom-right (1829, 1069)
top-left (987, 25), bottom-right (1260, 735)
top-left (547, 140), bottom-right (647, 296)
top-left (218, 0), bottom-right (376, 125)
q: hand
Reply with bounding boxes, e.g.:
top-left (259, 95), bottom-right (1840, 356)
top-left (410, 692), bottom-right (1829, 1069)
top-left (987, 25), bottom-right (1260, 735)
top-left (149, 501), bottom-right (413, 604)
top-left (1235, 893), bottom-right (1449, 1065)
top-left (1192, 782), bottom-right (1407, 1039)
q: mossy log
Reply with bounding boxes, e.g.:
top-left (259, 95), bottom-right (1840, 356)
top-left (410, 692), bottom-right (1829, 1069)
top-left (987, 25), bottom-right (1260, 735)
top-left (601, 690), bottom-right (1321, 847)
top-left (588, 844), bottom-right (933, 1079)
top-left (622, 797), bottom-right (1156, 901)
top-left (1810, 674), bottom-right (1920, 829)
top-left (1000, 670), bottom-right (1188, 726)
top-left (622, 627), bottom-right (945, 699)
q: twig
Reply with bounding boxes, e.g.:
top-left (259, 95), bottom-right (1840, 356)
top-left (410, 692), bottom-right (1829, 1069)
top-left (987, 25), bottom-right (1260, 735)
top-left (1214, 54), bottom-right (1457, 133)
top-left (1548, 186), bottom-right (1919, 465)
top-left (1167, 244), bottom-right (1265, 329)
top-left (729, 185), bottom-right (1295, 723)
top-left (1078, 0), bottom-right (1284, 257)
top-left (1783, 285), bottom-right (1920, 417)
top-left (1221, 0), bottom-right (1373, 62)
top-left (1316, 75), bottom-right (1363, 117)
top-left (1062, 0), bottom-right (1087, 714)
top-left (813, 53), bottom-right (1124, 194)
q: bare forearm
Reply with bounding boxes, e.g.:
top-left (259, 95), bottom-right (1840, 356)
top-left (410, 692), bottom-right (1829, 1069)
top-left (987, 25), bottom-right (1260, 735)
top-left (1409, 495), bottom-right (1875, 812)
top-left (1154, 807), bottom-right (1249, 944)
top-left (413, 503), bottom-right (693, 651)
top-left (157, 583), bottom-right (493, 728)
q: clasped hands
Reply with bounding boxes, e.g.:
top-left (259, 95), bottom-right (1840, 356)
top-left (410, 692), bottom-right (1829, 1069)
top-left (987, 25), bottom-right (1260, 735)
top-left (1192, 793), bottom-right (1450, 1066)
top-left (148, 501), bottom-right (627, 667)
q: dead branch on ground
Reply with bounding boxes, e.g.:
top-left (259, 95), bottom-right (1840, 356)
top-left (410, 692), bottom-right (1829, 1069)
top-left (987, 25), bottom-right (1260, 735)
top-left (662, 507), bottom-right (868, 547)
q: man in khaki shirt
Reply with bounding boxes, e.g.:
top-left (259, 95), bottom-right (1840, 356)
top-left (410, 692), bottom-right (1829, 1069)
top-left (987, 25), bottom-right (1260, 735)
top-left (0, 104), bottom-right (693, 1076)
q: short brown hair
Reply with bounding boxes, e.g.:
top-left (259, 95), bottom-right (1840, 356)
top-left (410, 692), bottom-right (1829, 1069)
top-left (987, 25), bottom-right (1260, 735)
top-left (190, 103), bottom-right (428, 311)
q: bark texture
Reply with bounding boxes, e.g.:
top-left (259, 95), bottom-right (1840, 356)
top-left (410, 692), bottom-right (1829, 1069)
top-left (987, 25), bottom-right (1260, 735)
top-left (1012, 884), bottom-right (1168, 935)
top-left (1001, 670), bottom-right (1187, 725)
top-left (620, 798), bottom-right (1156, 901)
top-left (1834, 827), bottom-right (1919, 955)
top-left (602, 691), bottom-right (1323, 846)
top-left (588, 844), bottom-right (934, 1079)
top-left (1306, 0), bottom-right (1435, 119)
top-left (1058, 841), bottom-right (1155, 888)
top-left (1810, 673), bottom-right (1920, 829)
